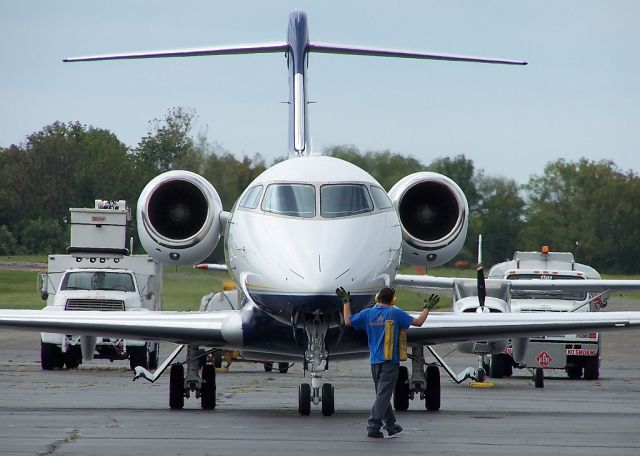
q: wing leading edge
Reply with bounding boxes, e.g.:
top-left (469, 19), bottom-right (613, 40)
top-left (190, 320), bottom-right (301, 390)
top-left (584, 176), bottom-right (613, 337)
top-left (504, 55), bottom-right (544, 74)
top-left (406, 311), bottom-right (640, 346)
top-left (0, 309), bottom-right (243, 347)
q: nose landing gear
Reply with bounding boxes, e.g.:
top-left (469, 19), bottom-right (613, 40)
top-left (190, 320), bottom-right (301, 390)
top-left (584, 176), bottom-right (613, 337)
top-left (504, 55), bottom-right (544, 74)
top-left (297, 312), bottom-right (335, 416)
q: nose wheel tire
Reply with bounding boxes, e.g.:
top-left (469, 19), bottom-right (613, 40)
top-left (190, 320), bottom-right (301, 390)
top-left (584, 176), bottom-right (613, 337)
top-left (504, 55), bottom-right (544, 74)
top-left (298, 383), bottom-right (311, 415)
top-left (321, 383), bottom-right (334, 416)
top-left (169, 364), bottom-right (185, 409)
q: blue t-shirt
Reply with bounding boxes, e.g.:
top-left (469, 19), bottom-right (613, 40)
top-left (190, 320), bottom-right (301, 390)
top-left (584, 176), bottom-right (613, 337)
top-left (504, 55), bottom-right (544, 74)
top-left (350, 304), bottom-right (414, 365)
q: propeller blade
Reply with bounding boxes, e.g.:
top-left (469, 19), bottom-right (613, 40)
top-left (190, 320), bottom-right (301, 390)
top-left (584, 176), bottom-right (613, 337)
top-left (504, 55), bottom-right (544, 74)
top-left (477, 234), bottom-right (487, 310)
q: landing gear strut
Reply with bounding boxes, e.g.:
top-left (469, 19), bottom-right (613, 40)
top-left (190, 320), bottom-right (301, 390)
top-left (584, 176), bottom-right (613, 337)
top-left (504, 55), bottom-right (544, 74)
top-left (393, 346), bottom-right (441, 411)
top-left (297, 311), bottom-right (334, 416)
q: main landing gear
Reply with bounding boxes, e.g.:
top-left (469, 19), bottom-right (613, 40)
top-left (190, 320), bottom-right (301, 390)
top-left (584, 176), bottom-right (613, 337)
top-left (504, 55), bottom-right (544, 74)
top-left (393, 346), bottom-right (441, 411)
top-left (297, 311), bottom-right (335, 416)
top-left (168, 344), bottom-right (217, 410)
top-left (132, 343), bottom-right (217, 410)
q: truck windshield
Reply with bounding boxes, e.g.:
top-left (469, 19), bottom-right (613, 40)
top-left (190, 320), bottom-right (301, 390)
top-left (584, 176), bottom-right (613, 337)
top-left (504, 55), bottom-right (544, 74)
top-left (508, 274), bottom-right (587, 300)
top-left (61, 271), bottom-right (136, 292)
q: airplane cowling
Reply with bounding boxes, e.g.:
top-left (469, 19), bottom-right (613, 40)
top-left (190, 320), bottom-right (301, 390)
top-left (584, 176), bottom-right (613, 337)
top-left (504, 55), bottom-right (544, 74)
top-left (388, 172), bottom-right (468, 267)
top-left (137, 170), bottom-right (224, 265)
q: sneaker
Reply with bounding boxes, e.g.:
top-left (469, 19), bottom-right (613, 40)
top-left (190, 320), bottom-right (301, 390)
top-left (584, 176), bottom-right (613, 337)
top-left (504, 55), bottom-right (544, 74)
top-left (367, 429), bottom-right (384, 439)
top-left (386, 424), bottom-right (403, 436)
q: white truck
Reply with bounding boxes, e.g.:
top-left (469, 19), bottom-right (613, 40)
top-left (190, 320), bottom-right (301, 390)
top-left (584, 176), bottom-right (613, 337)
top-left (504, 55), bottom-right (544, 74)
top-left (487, 248), bottom-right (606, 380)
top-left (39, 200), bottom-right (162, 371)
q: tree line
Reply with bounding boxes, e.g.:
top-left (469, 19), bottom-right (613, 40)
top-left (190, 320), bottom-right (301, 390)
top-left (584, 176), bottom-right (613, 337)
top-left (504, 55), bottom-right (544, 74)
top-left (1, 108), bottom-right (638, 273)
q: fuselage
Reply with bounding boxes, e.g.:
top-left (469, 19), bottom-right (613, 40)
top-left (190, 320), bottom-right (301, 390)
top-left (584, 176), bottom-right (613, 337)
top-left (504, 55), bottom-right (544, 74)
top-left (225, 155), bottom-right (402, 325)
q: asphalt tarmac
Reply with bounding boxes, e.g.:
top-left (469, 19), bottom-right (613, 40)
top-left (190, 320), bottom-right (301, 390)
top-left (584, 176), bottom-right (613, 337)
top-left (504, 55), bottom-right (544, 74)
top-left (1, 299), bottom-right (639, 456)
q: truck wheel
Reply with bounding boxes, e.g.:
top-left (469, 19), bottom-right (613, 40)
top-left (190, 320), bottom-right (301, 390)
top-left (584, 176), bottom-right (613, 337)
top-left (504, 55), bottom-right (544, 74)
top-left (41, 342), bottom-right (63, 370)
top-left (534, 368), bottom-right (544, 388)
top-left (566, 365), bottom-right (583, 379)
top-left (583, 356), bottom-right (600, 380)
top-left (128, 346), bottom-right (149, 371)
top-left (64, 345), bottom-right (82, 369)
top-left (263, 362), bottom-right (273, 372)
top-left (169, 364), bottom-right (185, 409)
top-left (278, 362), bottom-right (289, 374)
top-left (393, 365), bottom-right (410, 411)
top-left (201, 364), bottom-right (216, 410)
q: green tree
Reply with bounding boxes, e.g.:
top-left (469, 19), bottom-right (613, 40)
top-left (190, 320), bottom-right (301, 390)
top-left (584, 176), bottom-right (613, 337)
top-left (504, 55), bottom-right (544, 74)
top-left (20, 218), bottom-right (66, 254)
top-left (474, 176), bottom-right (525, 266)
top-left (134, 107), bottom-right (203, 177)
top-left (0, 122), bottom-right (138, 242)
top-left (325, 145), bottom-right (424, 190)
top-left (521, 159), bottom-right (640, 273)
top-left (0, 225), bottom-right (19, 255)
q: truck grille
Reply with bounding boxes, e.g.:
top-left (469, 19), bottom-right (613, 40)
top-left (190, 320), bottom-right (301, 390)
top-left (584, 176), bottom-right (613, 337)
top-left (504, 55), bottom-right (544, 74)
top-left (65, 299), bottom-right (125, 311)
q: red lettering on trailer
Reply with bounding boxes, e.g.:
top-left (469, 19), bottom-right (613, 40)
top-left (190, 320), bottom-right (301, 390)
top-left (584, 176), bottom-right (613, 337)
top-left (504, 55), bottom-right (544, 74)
top-left (566, 349), bottom-right (597, 356)
top-left (535, 351), bottom-right (552, 367)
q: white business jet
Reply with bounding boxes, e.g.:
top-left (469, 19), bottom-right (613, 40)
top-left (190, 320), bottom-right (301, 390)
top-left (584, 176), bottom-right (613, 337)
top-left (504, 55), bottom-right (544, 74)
top-left (2, 11), bottom-right (640, 415)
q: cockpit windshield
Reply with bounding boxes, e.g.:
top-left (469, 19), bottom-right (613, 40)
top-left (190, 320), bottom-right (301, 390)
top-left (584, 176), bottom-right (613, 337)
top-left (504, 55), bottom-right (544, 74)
top-left (262, 183), bottom-right (316, 218)
top-left (320, 184), bottom-right (373, 218)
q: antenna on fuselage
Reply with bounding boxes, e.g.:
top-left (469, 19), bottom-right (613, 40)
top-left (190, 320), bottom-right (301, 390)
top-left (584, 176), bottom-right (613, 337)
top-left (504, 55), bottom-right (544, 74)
top-left (63, 10), bottom-right (527, 159)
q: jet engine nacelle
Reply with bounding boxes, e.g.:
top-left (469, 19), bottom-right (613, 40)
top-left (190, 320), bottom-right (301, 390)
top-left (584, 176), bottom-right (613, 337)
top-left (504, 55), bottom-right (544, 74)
top-left (388, 172), bottom-right (469, 267)
top-left (137, 170), bottom-right (224, 265)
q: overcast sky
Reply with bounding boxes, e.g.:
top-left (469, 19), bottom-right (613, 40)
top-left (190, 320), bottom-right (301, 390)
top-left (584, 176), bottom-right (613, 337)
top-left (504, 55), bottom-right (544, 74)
top-left (1, 1), bottom-right (638, 183)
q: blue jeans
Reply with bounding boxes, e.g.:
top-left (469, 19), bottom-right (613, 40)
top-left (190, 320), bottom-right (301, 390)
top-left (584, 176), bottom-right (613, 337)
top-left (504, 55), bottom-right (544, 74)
top-left (367, 362), bottom-right (399, 431)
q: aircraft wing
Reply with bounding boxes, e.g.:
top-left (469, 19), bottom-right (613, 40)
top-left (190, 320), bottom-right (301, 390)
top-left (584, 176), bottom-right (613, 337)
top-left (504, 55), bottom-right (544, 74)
top-left (0, 310), bottom-right (242, 348)
top-left (308, 42), bottom-right (527, 65)
top-left (393, 274), bottom-right (640, 292)
top-left (63, 42), bottom-right (288, 62)
top-left (406, 311), bottom-right (640, 346)
top-left (1, 308), bottom-right (639, 351)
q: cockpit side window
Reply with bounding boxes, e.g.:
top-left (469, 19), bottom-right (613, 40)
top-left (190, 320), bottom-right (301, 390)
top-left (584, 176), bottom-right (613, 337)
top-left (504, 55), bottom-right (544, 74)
top-left (370, 186), bottom-right (393, 209)
top-left (238, 185), bottom-right (263, 209)
top-left (320, 184), bottom-right (373, 218)
top-left (262, 183), bottom-right (316, 218)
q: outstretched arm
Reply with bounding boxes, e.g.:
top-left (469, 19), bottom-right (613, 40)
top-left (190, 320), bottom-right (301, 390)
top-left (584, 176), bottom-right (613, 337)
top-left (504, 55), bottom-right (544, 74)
top-left (336, 287), bottom-right (352, 326)
top-left (411, 294), bottom-right (439, 327)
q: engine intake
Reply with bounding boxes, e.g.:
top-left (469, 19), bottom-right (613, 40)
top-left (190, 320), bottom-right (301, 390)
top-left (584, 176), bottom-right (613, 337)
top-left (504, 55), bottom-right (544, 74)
top-left (137, 171), bottom-right (224, 265)
top-left (389, 172), bottom-right (468, 267)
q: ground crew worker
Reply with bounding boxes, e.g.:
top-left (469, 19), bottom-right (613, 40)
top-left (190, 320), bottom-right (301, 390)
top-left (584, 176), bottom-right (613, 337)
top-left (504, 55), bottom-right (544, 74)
top-left (337, 286), bottom-right (439, 438)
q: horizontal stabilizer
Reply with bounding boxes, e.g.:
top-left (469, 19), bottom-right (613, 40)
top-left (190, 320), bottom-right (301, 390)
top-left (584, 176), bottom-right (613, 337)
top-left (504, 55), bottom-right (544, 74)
top-left (308, 42), bottom-right (527, 65)
top-left (64, 42), bottom-right (288, 62)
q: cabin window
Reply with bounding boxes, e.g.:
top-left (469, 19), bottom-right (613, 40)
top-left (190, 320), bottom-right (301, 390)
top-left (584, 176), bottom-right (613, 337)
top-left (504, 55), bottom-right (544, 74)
top-left (320, 184), bottom-right (373, 218)
top-left (238, 185), bottom-right (263, 209)
top-left (370, 186), bottom-right (393, 209)
top-left (262, 183), bottom-right (316, 218)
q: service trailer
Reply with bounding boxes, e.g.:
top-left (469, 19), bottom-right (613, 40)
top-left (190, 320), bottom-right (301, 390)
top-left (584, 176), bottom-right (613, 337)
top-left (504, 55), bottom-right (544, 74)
top-left (39, 200), bottom-right (162, 371)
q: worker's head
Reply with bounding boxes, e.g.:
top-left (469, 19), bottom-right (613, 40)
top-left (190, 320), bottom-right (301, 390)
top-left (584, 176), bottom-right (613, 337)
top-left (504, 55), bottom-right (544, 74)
top-left (377, 287), bottom-right (396, 305)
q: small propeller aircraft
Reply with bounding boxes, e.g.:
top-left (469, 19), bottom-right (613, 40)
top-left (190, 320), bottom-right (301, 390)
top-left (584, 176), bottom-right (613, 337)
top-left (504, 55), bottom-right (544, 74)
top-left (2, 11), bottom-right (640, 415)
